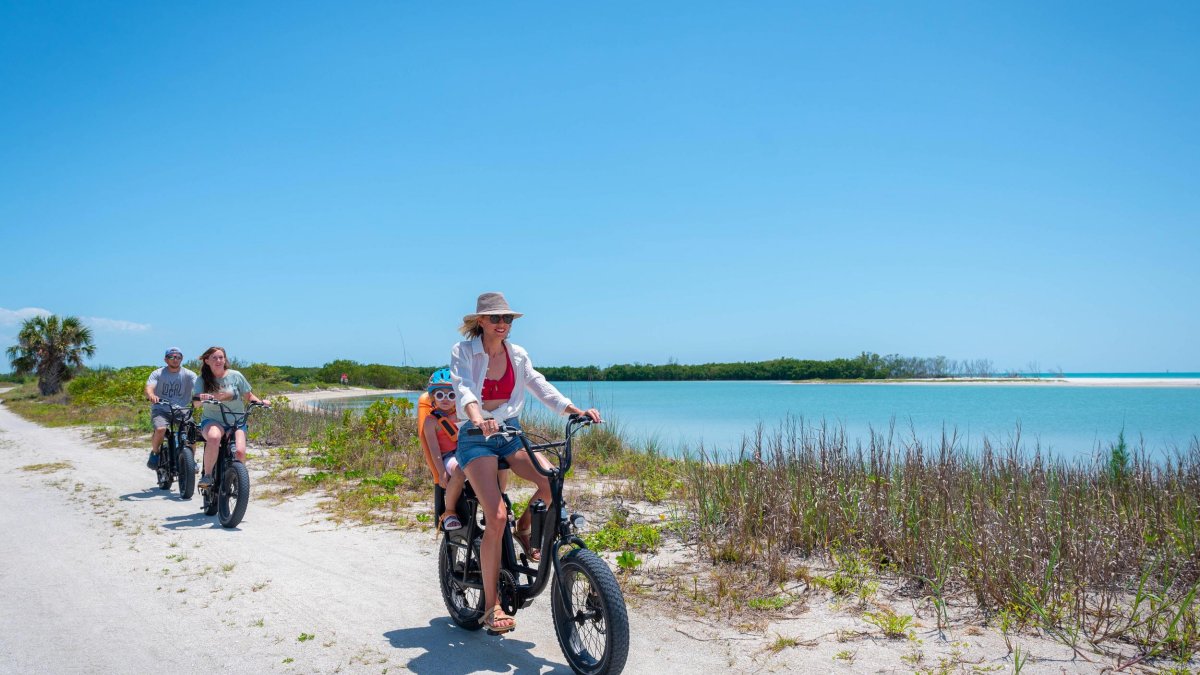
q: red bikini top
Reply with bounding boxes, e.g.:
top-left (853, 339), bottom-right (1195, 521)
top-left (481, 344), bottom-right (515, 400)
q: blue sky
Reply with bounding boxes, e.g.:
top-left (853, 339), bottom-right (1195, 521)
top-left (2, 2), bottom-right (1198, 372)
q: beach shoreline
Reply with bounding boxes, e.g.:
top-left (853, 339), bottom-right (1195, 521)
top-left (277, 386), bottom-right (415, 411)
top-left (795, 377), bottom-right (1200, 388)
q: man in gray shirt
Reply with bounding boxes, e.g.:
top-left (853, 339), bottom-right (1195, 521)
top-left (144, 348), bottom-right (198, 470)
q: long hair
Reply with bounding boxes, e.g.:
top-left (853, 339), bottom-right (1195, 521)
top-left (199, 346), bottom-right (226, 393)
top-left (458, 316), bottom-right (483, 338)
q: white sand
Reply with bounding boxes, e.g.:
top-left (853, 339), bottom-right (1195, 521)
top-left (275, 386), bottom-right (414, 412)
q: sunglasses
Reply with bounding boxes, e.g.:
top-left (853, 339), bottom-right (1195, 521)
top-left (166, 354), bottom-right (183, 360)
top-left (432, 390), bottom-right (456, 401)
top-left (487, 314), bottom-right (515, 325)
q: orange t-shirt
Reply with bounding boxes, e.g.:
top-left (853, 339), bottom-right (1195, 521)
top-left (418, 391), bottom-right (459, 483)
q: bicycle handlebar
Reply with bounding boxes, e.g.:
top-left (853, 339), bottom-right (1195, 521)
top-left (156, 401), bottom-right (195, 422)
top-left (202, 400), bottom-right (269, 427)
top-left (464, 414), bottom-right (596, 477)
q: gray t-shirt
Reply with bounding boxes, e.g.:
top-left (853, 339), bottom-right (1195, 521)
top-left (147, 367), bottom-right (198, 408)
top-left (193, 370), bottom-right (253, 424)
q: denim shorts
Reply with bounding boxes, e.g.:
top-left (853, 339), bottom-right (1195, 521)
top-left (200, 419), bottom-right (247, 434)
top-left (455, 418), bottom-right (523, 470)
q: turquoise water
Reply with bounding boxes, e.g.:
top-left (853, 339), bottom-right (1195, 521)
top-left (318, 380), bottom-right (1200, 461)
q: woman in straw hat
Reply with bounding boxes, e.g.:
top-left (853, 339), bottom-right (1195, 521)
top-left (449, 292), bottom-right (601, 634)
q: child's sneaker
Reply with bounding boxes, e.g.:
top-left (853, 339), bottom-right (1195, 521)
top-left (198, 473), bottom-right (213, 489)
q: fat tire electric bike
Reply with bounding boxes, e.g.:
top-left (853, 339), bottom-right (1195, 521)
top-left (198, 401), bottom-right (267, 528)
top-left (153, 402), bottom-right (199, 499)
top-left (436, 415), bottom-right (630, 675)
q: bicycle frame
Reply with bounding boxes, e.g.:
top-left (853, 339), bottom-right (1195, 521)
top-left (168, 405), bottom-right (195, 451)
top-left (158, 403), bottom-right (197, 469)
top-left (441, 415), bottom-right (594, 609)
top-left (201, 401), bottom-right (263, 467)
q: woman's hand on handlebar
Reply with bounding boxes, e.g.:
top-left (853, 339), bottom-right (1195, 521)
top-left (568, 407), bottom-right (602, 424)
top-left (476, 417), bottom-right (500, 437)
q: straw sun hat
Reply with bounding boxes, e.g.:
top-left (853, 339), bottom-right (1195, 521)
top-left (463, 292), bottom-right (524, 324)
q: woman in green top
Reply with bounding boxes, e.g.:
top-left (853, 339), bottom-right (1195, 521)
top-left (192, 345), bottom-right (269, 488)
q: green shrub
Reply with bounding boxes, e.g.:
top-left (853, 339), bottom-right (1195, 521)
top-left (585, 520), bottom-right (661, 552)
top-left (67, 366), bottom-right (154, 405)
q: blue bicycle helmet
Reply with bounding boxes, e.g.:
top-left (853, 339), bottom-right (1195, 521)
top-left (427, 367), bottom-right (453, 392)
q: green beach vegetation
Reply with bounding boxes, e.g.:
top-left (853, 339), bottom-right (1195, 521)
top-left (3, 356), bottom-right (1196, 667)
top-left (539, 353), bottom-right (996, 381)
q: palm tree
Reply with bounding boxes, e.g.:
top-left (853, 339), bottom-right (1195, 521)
top-left (6, 315), bottom-right (96, 396)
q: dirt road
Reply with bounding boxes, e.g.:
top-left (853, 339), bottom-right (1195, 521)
top-left (0, 400), bottom-right (737, 674)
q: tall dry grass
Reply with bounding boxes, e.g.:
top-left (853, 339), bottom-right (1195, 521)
top-left (683, 417), bottom-right (1200, 660)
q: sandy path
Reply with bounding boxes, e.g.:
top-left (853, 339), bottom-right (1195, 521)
top-left (0, 397), bottom-right (738, 674)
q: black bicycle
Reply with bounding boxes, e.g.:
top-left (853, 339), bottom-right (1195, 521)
top-left (436, 415), bottom-right (630, 675)
top-left (198, 401), bottom-right (267, 528)
top-left (153, 402), bottom-right (199, 499)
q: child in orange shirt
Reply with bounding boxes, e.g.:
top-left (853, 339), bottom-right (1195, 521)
top-left (422, 369), bottom-right (465, 530)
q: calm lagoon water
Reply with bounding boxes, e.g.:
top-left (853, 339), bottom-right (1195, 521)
top-left (318, 380), bottom-right (1200, 461)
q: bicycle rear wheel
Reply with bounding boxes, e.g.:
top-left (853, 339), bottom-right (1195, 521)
top-left (217, 461), bottom-right (250, 528)
top-left (551, 549), bottom-right (630, 675)
top-left (155, 444), bottom-right (173, 490)
top-left (438, 536), bottom-right (484, 630)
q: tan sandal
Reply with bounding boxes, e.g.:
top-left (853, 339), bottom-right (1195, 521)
top-left (483, 607), bottom-right (516, 633)
top-left (514, 527), bottom-right (541, 562)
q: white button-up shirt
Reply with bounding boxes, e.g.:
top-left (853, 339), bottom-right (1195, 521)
top-left (450, 337), bottom-right (573, 422)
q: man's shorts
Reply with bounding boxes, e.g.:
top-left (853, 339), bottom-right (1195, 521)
top-left (151, 404), bottom-right (172, 430)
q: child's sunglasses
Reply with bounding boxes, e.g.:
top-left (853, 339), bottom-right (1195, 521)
top-left (486, 314), bottom-right (515, 324)
top-left (432, 390), bottom-right (456, 401)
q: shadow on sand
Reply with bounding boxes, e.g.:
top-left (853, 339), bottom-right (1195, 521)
top-left (384, 618), bottom-right (568, 674)
top-left (161, 511), bottom-right (237, 531)
top-left (119, 486), bottom-right (190, 503)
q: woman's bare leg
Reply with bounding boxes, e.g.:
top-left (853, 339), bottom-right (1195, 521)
top-left (462, 456), bottom-right (514, 629)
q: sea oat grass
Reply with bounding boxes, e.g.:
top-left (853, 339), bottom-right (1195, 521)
top-left (681, 417), bottom-right (1200, 660)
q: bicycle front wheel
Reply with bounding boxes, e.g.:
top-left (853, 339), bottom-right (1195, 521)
top-left (551, 549), bottom-right (630, 675)
top-left (217, 461), bottom-right (250, 528)
top-left (177, 447), bottom-right (196, 500)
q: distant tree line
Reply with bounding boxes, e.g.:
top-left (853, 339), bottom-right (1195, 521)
top-left (272, 360), bottom-right (434, 390)
top-left (538, 353), bottom-right (995, 381)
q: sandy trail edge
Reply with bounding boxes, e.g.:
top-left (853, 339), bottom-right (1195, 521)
top-left (276, 386), bottom-right (413, 412)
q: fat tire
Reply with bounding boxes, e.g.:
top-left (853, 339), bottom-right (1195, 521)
top-left (438, 536), bottom-right (484, 630)
top-left (217, 461), bottom-right (250, 528)
top-left (177, 447), bottom-right (196, 500)
top-left (551, 549), bottom-right (630, 675)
